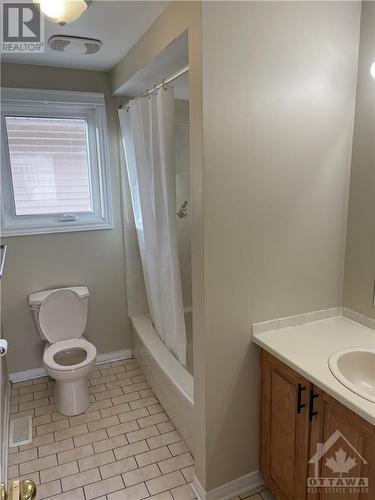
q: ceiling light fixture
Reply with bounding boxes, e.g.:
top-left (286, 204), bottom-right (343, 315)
top-left (371, 62), bottom-right (375, 80)
top-left (33, 0), bottom-right (92, 25)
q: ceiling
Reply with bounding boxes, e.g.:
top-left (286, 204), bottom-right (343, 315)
top-left (117, 31), bottom-right (188, 99)
top-left (1, 0), bottom-right (168, 71)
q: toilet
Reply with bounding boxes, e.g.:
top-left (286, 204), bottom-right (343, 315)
top-left (28, 286), bottom-right (97, 416)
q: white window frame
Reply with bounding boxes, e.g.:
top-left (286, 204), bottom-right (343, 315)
top-left (1, 88), bottom-right (113, 236)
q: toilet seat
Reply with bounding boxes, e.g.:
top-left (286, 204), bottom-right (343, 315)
top-left (43, 338), bottom-right (96, 372)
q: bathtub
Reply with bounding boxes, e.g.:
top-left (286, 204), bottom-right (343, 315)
top-left (131, 314), bottom-right (194, 453)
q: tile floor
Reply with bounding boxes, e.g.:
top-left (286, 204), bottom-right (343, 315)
top-left (8, 358), bottom-right (274, 500)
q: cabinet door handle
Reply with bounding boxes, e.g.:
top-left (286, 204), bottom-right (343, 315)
top-left (296, 383), bottom-right (306, 413)
top-left (309, 388), bottom-right (318, 421)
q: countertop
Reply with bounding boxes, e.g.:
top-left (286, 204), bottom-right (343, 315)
top-left (252, 316), bottom-right (375, 426)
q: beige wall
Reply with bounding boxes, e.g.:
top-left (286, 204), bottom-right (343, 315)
top-left (343, 1), bottom-right (375, 319)
top-left (1, 63), bottom-right (130, 373)
top-left (201, 0), bottom-right (360, 490)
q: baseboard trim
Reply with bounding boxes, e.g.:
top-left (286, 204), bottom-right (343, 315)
top-left (192, 471), bottom-right (264, 500)
top-left (96, 349), bottom-right (132, 365)
top-left (191, 476), bottom-right (206, 500)
top-left (1, 379), bottom-right (11, 484)
top-left (9, 367), bottom-right (47, 383)
top-left (9, 349), bottom-right (133, 383)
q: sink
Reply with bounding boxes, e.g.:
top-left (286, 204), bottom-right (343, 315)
top-left (328, 347), bottom-right (375, 403)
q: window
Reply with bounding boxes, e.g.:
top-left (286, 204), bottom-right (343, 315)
top-left (1, 89), bottom-right (113, 235)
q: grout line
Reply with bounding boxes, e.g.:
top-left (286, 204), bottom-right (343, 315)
top-left (8, 360), bottom-right (194, 500)
top-left (155, 462), bottom-right (163, 476)
top-left (143, 480), bottom-right (152, 497)
top-left (119, 471), bottom-right (126, 488)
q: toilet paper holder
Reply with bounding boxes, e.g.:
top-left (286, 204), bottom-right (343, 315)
top-left (0, 339), bottom-right (7, 357)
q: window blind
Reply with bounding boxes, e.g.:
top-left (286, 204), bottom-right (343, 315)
top-left (5, 116), bottom-right (93, 216)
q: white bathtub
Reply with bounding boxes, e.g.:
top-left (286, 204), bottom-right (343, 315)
top-left (131, 315), bottom-right (194, 453)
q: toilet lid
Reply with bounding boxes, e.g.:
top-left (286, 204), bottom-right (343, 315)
top-left (39, 289), bottom-right (87, 343)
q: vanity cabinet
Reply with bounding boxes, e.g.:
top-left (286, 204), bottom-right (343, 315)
top-left (260, 350), bottom-right (312, 499)
top-left (260, 350), bottom-right (375, 500)
top-left (309, 387), bottom-right (375, 500)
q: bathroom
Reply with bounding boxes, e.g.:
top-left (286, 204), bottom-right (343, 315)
top-left (0, 1), bottom-right (374, 499)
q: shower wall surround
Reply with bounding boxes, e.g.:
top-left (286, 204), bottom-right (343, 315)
top-left (123, 214), bottom-right (149, 317)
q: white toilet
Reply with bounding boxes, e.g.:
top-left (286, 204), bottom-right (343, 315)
top-left (29, 286), bottom-right (97, 416)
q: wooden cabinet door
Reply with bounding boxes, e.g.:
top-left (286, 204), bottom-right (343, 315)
top-left (309, 388), bottom-right (375, 500)
top-left (260, 351), bottom-right (311, 500)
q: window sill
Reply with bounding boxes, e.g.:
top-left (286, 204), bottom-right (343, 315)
top-left (1, 221), bottom-right (113, 237)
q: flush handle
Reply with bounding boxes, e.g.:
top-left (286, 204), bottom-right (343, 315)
top-left (296, 383), bottom-right (306, 413)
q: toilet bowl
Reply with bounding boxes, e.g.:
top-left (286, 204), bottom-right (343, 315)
top-left (29, 287), bottom-right (97, 416)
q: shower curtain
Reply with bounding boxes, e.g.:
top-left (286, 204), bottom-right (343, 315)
top-left (119, 87), bottom-right (186, 367)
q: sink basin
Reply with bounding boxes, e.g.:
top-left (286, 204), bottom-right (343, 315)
top-left (328, 347), bottom-right (375, 403)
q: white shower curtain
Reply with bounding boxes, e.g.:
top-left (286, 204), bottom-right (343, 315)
top-left (119, 87), bottom-right (186, 366)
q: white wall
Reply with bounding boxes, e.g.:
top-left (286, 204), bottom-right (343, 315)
top-left (199, 0), bottom-right (360, 490)
top-left (1, 64), bottom-right (130, 373)
top-left (343, 1), bottom-right (375, 319)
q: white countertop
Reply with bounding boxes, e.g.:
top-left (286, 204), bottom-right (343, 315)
top-left (252, 316), bottom-right (375, 426)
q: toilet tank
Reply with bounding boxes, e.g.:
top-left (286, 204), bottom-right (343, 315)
top-left (29, 286), bottom-right (89, 341)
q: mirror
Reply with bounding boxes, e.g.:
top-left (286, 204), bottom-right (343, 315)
top-left (343, 1), bottom-right (375, 320)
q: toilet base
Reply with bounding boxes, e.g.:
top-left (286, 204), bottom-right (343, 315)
top-left (54, 377), bottom-right (90, 416)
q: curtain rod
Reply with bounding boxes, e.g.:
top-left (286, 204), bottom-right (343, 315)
top-left (119, 65), bottom-right (189, 108)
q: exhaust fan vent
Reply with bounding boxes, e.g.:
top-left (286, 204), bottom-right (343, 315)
top-left (48, 35), bottom-right (102, 55)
